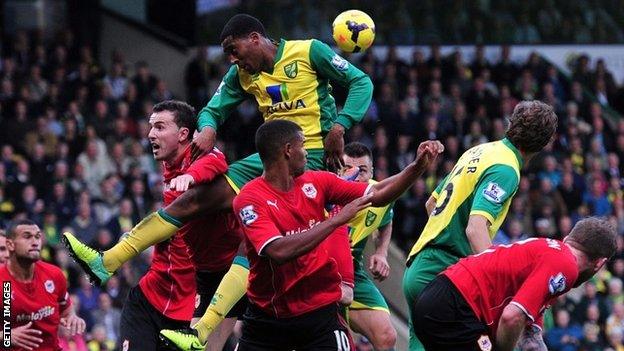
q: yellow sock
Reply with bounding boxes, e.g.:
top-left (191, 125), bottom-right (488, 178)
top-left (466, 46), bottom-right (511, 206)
top-left (102, 210), bottom-right (181, 272)
top-left (193, 256), bottom-right (249, 343)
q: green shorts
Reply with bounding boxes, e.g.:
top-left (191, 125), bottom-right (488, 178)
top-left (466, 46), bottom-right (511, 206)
top-left (350, 262), bottom-right (389, 313)
top-left (403, 247), bottom-right (461, 351)
top-left (225, 148), bottom-right (325, 193)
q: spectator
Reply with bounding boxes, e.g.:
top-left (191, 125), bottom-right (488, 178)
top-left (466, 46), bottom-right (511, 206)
top-left (90, 293), bottom-right (121, 343)
top-left (69, 201), bottom-right (99, 245)
top-left (545, 309), bottom-right (583, 351)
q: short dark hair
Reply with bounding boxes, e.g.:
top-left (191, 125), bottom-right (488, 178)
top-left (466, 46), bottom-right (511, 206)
top-left (506, 100), bottom-right (557, 153)
top-left (152, 100), bottom-right (196, 141)
top-left (7, 219), bottom-right (38, 239)
top-left (566, 217), bottom-right (617, 260)
top-left (220, 14), bottom-right (266, 43)
top-left (344, 142), bottom-right (372, 160)
top-left (255, 120), bottom-right (302, 164)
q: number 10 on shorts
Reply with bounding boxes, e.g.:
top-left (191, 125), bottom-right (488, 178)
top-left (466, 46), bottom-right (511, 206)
top-left (334, 330), bottom-right (350, 351)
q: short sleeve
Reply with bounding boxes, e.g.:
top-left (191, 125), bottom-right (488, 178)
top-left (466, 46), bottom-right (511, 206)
top-left (55, 268), bottom-right (71, 312)
top-left (233, 193), bottom-right (282, 256)
top-left (379, 204), bottom-right (394, 227)
top-left (511, 253), bottom-right (578, 322)
top-left (470, 164), bottom-right (519, 224)
top-left (315, 171), bottom-right (370, 205)
top-left (185, 148), bottom-right (228, 184)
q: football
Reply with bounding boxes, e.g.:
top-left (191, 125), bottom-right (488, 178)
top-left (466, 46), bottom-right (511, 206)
top-left (332, 9), bottom-right (376, 53)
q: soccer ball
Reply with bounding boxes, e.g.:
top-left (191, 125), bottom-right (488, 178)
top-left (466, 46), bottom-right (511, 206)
top-left (332, 10), bottom-right (375, 53)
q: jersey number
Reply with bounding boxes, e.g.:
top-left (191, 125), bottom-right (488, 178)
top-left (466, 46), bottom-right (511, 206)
top-left (432, 182), bottom-right (453, 215)
top-left (334, 330), bottom-right (350, 351)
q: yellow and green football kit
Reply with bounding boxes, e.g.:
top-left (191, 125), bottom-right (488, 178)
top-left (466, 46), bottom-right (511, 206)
top-left (402, 138), bottom-right (523, 351)
top-left (197, 38), bottom-right (373, 191)
top-left (349, 180), bottom-right (394, 312)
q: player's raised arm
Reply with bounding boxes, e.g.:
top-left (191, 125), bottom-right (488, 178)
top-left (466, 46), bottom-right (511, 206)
top-left (369, 140), bottom-right (444, 207)
top-left (309, 39), bottom-right (373, 171)
top-left (194, 65), bottom-right (248, 155)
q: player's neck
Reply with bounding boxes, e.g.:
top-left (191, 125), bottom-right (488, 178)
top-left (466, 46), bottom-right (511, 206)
top-left (263, 164), bottom-right (294, 192)
top-left (262, 39), bottom-right (279, 71)
top-left (7, 258), bottom-right (35, 281)
top-left (163, 143), bottom-right (190, 167)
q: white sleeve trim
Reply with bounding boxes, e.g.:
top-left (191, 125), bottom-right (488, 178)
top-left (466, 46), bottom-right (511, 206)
top-left (531, 323), bottom-right (543, 331)
top-left (363, 183), bottom-right (374, 196)
top-left (510, 301), bottom-right (535, 322)
top-left (258, 236), bottom-right (283, 257)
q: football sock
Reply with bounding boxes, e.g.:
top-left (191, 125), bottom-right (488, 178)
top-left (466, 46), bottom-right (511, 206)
top-left (102, 209), bottom-right (182, 272)
top-left (194, 256), bottom-right (249, 343)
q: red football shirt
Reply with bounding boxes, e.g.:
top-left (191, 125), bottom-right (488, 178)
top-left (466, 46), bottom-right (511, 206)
top-left (233, 171), bottom-right (370, 318)
top-left (139, 146), bottom-right (240, 321)
top-left (444, 238), bottom-right (579, 336)
top-left (0, 261), bottom-right (71, 351)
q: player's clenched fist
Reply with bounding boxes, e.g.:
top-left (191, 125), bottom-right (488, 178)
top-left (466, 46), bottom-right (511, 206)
top-left (413, 140), bottom-right (444, 170)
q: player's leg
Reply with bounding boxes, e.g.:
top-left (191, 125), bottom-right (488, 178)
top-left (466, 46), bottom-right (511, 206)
top-left (62, 176), bottom-right (235, 285)
top-left (120, 286), bottom-right (189, 351)
top-left (403, 248), bottom-right (461, 351)
top-left (349, 269), bottom-right (396, 350)
top-left (349, 310), bottom-right (395, 350)
top-left (412, 275), bottom-right (486, 351)
top-left (191, 269), bottom-right (248, 351)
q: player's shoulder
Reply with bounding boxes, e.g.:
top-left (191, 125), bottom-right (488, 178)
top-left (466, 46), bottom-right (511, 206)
top-left (236, 178), bottom-right (268, 204)
top-left (35, 261), bottom-right (66, 279)
top-left (297, 170), bottom-right (338, 184)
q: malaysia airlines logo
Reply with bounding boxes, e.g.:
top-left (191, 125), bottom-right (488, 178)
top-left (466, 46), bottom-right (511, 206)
top-left (302, 183), bottom-right (317, 199)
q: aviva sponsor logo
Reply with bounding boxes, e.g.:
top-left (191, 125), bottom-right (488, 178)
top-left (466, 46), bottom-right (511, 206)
top-left (266, 84), bottom-right (306, 113)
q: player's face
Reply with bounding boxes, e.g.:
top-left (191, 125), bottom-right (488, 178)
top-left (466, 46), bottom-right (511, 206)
top-left (222, 33), bottom-right (264, 74)
top-left (148, 111), bottom-right (188, 163)
top-left (0, 236), bottom-right (8, 264)
top-left (342, 155), bottom-right (373, 183)
top-left (288, 132), bottom-right (307, 177)
top-left (7, 224), bottom-right (42, 262)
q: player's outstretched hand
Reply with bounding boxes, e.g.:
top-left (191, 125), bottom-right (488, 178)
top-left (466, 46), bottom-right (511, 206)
top-left (369, 253), bottom-right (390, 281)
top-left (332, 193), bottom-right (373, 226)
top-left (324, 124), bottom-right (346, 173)
top-left (413, 140), bottom-right (444, 170)
top-left (12, 322), bottom-right (43, 350)
top-left (169, 174), bottom-right (195, 192)
top-left (60, 314), bottom-right (86, 336)
top-left (191, 127), bottom-right (217, 161)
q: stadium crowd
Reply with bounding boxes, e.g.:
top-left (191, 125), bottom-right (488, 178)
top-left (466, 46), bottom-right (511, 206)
top-left (232, 0), bottom-right (624, 44)
top-left (4, 27), bottom-right (624, 350)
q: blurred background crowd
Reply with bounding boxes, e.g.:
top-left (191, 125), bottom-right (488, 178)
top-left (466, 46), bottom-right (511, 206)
top-left (5, 2), bottom-right (624, 350)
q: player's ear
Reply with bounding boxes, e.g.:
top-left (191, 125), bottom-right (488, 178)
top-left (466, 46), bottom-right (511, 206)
top-left (249, 32), bottom-right (260, 43)
top-left (594, 257), bottom-right (608, 272)
top-left (178, 127), bottom-right (190, 143)
top-left (5, 238), bottom-right (14, 251)
top-left (284, 142), bottom-right (292, 160)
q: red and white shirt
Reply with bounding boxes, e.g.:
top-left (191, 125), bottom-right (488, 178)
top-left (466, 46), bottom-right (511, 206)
top-left (233, 171), bottom-right (370, 318)
top-left (0, 261), bottom-right (71, 351)
top-left (444, 238), bottom-right (579, 336)
top-left (139, 146), bottom-right (241, 321)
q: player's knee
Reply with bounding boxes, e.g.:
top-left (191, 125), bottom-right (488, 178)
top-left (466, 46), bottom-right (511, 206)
top-left (372, 324), bottom-right (397, 349)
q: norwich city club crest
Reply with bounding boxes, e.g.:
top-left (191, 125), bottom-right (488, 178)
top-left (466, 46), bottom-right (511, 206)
top-left (284, 61), bottom-right (298, 78)
top-left (365, 210), bottom-right (377, 227)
